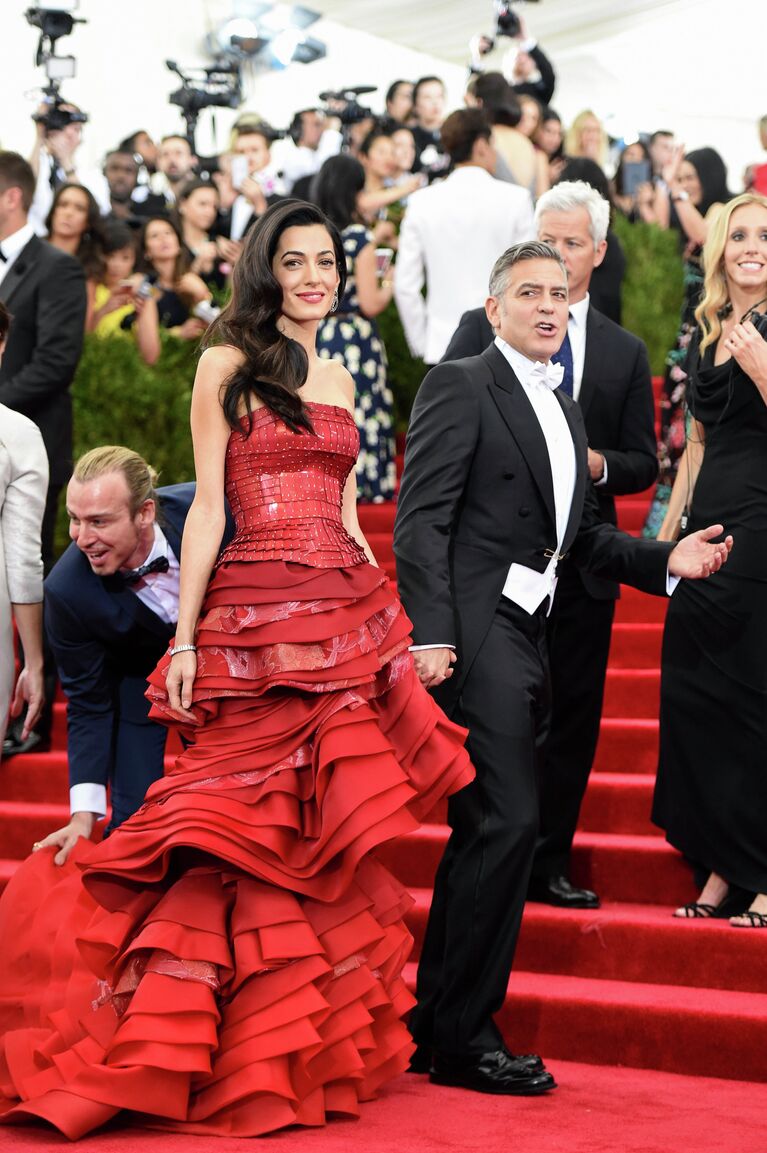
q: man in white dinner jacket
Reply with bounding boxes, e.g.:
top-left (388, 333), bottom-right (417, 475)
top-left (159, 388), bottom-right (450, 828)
top-left (394, 108), bottom-right (534, 365)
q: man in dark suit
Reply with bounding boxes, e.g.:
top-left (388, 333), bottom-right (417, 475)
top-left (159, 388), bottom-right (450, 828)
top-left (443, 180), bottom-right (659, 908)
top-left (393, 241), bottom-right (731, 1095)
top-left (0, 150), bottom-right (87, 755)
top-left (31, 447), bottom-right (231, 867)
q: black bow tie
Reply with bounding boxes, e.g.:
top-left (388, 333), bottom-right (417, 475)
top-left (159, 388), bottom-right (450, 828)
top-left (121, 555), bottom-right (170, 585)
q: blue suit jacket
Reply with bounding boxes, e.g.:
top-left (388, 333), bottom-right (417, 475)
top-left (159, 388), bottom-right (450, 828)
top-left (45, 484), bottom-right (230, 798)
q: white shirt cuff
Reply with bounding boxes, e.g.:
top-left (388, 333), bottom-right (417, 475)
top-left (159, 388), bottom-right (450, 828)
top-left (519, 37), bottom-right (538, 52)
top-left (594, 457), bottom-right (608, 486)
top-left (409, 644), bottom-right (456, 651)
top-left (70, 783), bottom-right (107, 818)
top-left (666, 569), bottom-right (681, 596)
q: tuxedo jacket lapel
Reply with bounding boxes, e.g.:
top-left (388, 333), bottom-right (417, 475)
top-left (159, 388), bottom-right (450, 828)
top-left (99, 575), bottom-right (173, 640)
top-left (0, 238), bottom-right (40, 306)
top-left (555, 390), bottom-right (589, 547)
top-left (482, 345), bottom-right (556, 526)
top-left (578, 307), bottom-right (605, 420)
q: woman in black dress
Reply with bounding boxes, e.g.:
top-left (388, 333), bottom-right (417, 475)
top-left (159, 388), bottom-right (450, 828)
top-left (652, 193), bottom-right (767, 927)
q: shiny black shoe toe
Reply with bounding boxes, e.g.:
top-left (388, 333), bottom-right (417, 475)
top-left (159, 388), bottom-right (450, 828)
top-left (430, 1049), bottom-right (556, 1095)
top-left (528, 874), bottom-right (600, 909)
top-left (407, 1044), bottom-right (432, 1073)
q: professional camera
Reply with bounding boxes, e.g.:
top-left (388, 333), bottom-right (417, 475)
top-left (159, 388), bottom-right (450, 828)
top-left (166, 59), bottom-right (243, 150)
top-left (318, 86), bottom-right (376, 127)
top-left (26, 2), bottom-right (89, 132)
top-left (494, 1), bottom-right (540, 40)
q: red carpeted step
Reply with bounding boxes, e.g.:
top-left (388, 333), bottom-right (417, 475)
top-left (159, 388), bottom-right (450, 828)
top-left (579, 772), bottom-right (655, 835)
top-left (593, 717), bottom-right (659, 774)
top-left (0, 800), bottom-right (70, 859)
top-left (615, 585), bottom-right (668, 624)
top-left (406, 894), bottom-right (767, 995)
top-left (0, 750), bottom-right (69, 802)
top-left (603, 668), bottom-right (660, 718)
top-left (380, 827), bottom-right (693, 905)
top-left (609, 622), bottom-right (663, 668)
top-left (403, 964), bottom-right (767, 1083)
top-left (358, 503), bottom-right (397, 533)
top-left (615, 499), bottom-right (652, 533)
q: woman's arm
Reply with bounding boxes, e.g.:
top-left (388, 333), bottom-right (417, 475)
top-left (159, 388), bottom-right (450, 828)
top-left (10, 602), bottom-right (44, 738)
top-left (165, 346), bottom-right (239, 715)
top-left (179, 271), bottom-right (213, 305)
top-left (133, 294), bottom-right (161, 365)
top-left (337, 372), bottom-right (377, 565)
top-left (354, 242), bottom-right (393, 318)
top-left (657, 419), bottom-right (706, 541)
top-left (357, 175), bottom-right (424, 217)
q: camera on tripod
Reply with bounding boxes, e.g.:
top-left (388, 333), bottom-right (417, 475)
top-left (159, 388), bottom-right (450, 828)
top-left (318, 87), bottom-right (376, 127)
top-left (26, 1), bottom-right (89, 132)
top-left (166, 59), bottom-right (243, 151)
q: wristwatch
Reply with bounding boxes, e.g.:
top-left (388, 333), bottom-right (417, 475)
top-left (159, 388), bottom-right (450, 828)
top-left (672, 189), bottom-right (690, 203)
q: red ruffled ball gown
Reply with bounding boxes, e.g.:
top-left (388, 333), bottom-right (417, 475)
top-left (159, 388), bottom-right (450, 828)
top-left (0, 402), bottom-right (473, 1139)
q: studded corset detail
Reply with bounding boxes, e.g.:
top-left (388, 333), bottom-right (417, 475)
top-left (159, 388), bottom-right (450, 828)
top-left (218, 402), bottom-right (368, 569)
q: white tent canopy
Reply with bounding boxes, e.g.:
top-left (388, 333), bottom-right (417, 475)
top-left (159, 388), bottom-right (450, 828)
top-left (2, 0), bottom-right (762, 185)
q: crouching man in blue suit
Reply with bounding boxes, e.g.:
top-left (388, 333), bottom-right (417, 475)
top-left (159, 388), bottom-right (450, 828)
top-left (32, 445), bottom-right (232, 864)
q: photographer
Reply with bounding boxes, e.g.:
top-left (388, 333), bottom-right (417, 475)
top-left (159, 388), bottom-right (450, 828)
top-left (220, 122), bottom-right (284, 242)
top-left (280, 108), bottom-right (342, 194)
top-left (88, 220), bottom-right (161, 366)
top-left (137, 216), bottom-right (210, 341)
top-left (134, 135), bottom-right (197, 216)
top-left (28, 101), bottom-right (109, 235)
top-left (101, 149), bottom-right (140, 222)
top-left (410, 76), bottom-right (450, 179)
top-left (470, 11), bottom-right (556, 106)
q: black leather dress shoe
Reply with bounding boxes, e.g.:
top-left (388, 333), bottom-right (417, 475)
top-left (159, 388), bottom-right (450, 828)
top-left (430, 1049), bottom-right (556, 1095)
top-left (2, 730), bottom-right (50, 758)
top-left (528, 875), bottom-right (600, 909)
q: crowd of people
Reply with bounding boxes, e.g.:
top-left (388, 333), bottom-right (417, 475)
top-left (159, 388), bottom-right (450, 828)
top-left (0, 12), bottom-right (766, 1140)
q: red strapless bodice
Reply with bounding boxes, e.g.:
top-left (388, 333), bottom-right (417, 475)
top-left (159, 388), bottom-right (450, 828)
top-left (218, 401), bottom-right (368, 568)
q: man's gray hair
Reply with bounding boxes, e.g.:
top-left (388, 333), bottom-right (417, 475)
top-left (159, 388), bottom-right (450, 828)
top-left (534, 180), bottom-right (610, 248)
top-left (488, 241), bottom-right (567, 299)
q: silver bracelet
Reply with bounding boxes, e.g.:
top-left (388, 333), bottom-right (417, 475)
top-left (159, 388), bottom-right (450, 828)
top-left (168, 643), bottom-right (197, 657)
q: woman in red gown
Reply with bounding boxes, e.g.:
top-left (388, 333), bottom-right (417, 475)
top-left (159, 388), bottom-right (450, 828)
top-left (0, 200), bottom-right (473, 1139)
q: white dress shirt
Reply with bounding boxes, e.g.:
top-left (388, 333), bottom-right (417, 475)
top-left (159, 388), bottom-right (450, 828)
top-left (496, 337), bottom-right (577, 614)
top-left (394, 165), bottom-right (535, 364)
top-left (70, 523), bottom-right (180, 818)
top-left (0, 224), bottom-right (35, 288)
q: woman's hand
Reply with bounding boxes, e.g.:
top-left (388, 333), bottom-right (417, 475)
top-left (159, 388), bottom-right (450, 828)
top-left (10, 664), bottom-right (44, 739)
top-left (191, 241), bottom-right (218, 275)
top-left (724, 319), bottom-right (767, 391)
top-left (170, 317), bottom-right (208, 341)
top-left (165, 650), bottom-right (198, 722)
top-left (661, 142), bottom-right (685, 190)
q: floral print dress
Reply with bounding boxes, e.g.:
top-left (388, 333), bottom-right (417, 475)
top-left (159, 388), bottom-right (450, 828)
top-left (317, 224), bottom-right (396, 503)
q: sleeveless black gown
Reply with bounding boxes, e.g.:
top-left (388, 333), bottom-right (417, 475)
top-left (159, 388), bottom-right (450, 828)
top-left (652, 340), bottom-right (767, 893)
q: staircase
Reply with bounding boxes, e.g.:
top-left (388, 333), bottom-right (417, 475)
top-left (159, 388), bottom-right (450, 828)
top-left (1, 411), bottom-right (765, 1085)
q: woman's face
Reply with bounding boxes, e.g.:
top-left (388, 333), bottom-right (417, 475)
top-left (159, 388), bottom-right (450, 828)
top-left (363, 136), bottom-right (396, 181)
top-left (723, 203), bottom-right (767, 294)
top-left (181, 188), bottom-right (219, 232)
top-left (105, 245), bottom-right (135, 283)
top-left (144, 220), bottom-right (180, 262)
top-left (518, 98), bottom-right (540, 138)
top-left (622, 142), bottom-right (646, 165)
top-left (677, 160), bottom-right (703, 206)
top-left (536, 117), bottom-right (562, 157)
top-left (414, 81), bottom-right (445, 129)
top-left (51, 187), bottom-right (90, 239)
top-left (387, 82), bottom-right (413, 123)
top-left (392, 128), bottom-right (416, 174)
top-left (273, 223), bottom-right (340, 324)
top-left (579, 116), bottom-right (603, 158)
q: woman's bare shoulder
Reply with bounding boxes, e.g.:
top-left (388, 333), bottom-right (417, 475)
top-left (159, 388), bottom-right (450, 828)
top-left (198, 344), bottom-right (245, 373)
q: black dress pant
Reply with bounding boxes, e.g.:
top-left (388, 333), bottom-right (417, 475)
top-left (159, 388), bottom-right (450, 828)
top-left (533, 568), bottom-right (615, 878)
top-left (410, 595), bottom-right (550, 1056)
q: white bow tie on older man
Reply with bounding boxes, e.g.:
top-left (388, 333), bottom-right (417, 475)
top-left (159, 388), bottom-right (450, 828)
top-left (527, 360), bottom-right (565, 391)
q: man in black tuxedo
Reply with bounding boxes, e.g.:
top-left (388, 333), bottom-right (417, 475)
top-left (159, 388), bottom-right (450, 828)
top-left (442, 180), bottom-right (659, 909)
top-left (0, 151), bottom-right (86, 567)
top-left (394, 241), bottom-right (731, 1094)
top-left (32, 447), bottom-right (231, 867)
top-left (0, 151), bottom-right (87, 756)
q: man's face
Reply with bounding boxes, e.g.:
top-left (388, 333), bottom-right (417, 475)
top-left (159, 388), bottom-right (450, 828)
top-left (486, 257), bottom-right (569, 363)
top-left (67, 472), bottom-right (154, 575)
top-left (299, 112), bottom-right (325, 150)
top-left (537, 207), bottom-right (606, 303)
top-left (158, 138), bottom-right (195, 183)
top-left (234, 132), bottom-right (271, 175)
top-left (414, 81), bottom-right (445, 128)
top-left (105, 153), bottom-right (138, 201)
top-left (649, 133), bottom-right (675, 173)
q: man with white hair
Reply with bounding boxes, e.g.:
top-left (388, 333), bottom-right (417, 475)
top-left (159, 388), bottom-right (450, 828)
top-left (442, 181), bottom-right (659, 909)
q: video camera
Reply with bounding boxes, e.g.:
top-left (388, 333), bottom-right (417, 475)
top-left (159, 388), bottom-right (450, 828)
top-left (318, 86), bottom-right (376, 127)
top-left (494, 0), bottom-right (540, 39)
top-left (166, 59), bottom-right (243, 150)
top-left (26, 2), bottom-right (88, 132)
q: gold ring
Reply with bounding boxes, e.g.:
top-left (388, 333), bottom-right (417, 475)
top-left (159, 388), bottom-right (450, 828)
top-left (32, 841), bottom-right (41, 849)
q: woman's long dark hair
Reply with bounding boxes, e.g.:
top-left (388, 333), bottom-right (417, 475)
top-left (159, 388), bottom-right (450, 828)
top-left (138, 215), bottom-right (189, 285)
top-left (45, 182), bottom-right (105, 278)
top-left (684, 147), bottom-right (732, 217)
top-left (205, 199), bottom-right (347, 434)
top-left (313, 155), bottom-right (366, 231)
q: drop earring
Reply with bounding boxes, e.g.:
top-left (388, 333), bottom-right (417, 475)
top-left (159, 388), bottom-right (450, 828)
top-left (330, 289), bottom-right (338, 313)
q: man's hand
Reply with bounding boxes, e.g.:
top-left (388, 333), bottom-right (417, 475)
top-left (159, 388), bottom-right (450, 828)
top-left (32, 811), bottom-right (95, 866)
top-left (668, 524), bottom-right (733, 579)
top-left (587, 448), bottom-right (605, 482)
top-left (240, 175), bottom-right (267, 214)
top-left (412, 647), bottom-right (456, 689)
top-left (10, 664), bottom-right (44, 739)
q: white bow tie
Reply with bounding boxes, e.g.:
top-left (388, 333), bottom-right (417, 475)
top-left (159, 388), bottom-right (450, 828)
top-left (527, 361), bottom-right (564, 391)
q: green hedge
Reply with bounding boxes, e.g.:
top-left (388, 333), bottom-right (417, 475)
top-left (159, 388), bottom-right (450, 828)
top-left (613, 214), bottom-right (684, 374)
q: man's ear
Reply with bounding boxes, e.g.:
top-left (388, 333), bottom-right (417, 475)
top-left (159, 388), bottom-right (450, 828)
top-left (592, 238), bottom-right (608, 270)
top-left (485, 294), bottom-right (500, 332)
